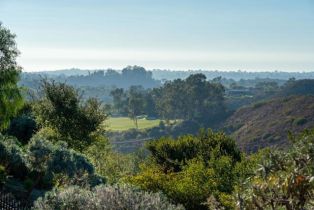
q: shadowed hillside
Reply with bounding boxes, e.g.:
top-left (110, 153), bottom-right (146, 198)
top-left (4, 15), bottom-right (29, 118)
top-left (225, 95), bottom-right (314, 152)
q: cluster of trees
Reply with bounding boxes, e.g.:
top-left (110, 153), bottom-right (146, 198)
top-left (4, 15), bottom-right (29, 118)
top-left (21, 66), bottom-right (161, 89)
top-left (109, 75), bottom-right (314, 133)
top-left (154, 75), bottom-right (225, 124)
top-left (70, 66), bottom-right (160, 88)
top-left (110, 74), bottom-right (226, 127)
top-left (152, 69), bottom-right (314, 81)
top-left (110, 86), bottom-right (154, 128)
top-left (279, 78), bottom-right (314, 96)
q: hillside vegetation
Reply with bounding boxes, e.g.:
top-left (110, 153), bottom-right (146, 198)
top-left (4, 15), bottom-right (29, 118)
top-left (225, 95), bottom-right (314, 152)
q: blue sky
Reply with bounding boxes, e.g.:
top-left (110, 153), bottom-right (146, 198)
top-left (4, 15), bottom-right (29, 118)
top-left (1, 0), bottom-right (314, 71)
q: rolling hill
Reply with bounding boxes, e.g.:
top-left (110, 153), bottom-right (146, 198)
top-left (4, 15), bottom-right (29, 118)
top-left (224, 95), bottom-right (314, 152)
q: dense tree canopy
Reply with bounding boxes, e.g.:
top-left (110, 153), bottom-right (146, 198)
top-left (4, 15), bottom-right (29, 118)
top-left (152, 74), bottom-right (226, 124)
top-left (109, 74), bottom-right (226, 127)
top-left (279, 78), bottom-right (314, 96)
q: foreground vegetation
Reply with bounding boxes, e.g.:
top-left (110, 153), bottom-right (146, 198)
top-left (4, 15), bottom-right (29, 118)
top-left (1, 23), bottom-right (314, 210)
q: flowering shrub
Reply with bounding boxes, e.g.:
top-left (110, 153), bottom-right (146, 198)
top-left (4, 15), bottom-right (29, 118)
top-left (33, 184), bottom-right (184, 210)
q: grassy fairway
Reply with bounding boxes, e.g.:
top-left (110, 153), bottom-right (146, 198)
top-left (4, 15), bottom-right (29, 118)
top-left (105, 117), bottom-right (162, 131)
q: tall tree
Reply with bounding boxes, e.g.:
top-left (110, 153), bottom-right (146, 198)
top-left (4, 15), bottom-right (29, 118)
top-left (110, 88), bottom-right (127, 115)
top-left (0, 23), bottom-right (23, 130)
top-left (127, 86), bottom-right (145, 128)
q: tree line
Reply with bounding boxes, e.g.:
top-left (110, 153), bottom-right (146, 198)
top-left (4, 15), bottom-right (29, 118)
top-left (110, 74), bottom-right (226, 127)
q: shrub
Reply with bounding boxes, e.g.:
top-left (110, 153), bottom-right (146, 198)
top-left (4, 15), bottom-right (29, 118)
top-left (129, 129), bottom-right (242, 209)
top-left (146, 129), bottom-right (241, 172)
top-left (86, 141), bottom-right (137, 184)
top-left (26, 135), bottom-right (103, 189)
top-left (293, 117), bottom-right (307, 126)
top-left (0, 134), bottom-right (28, 178)
top-left (234, 130), bottom-right (314, 210)
top-left (33, 185), bottom-right (184, 210)
top-left (33, 186), bottom-right (94, 210)
top-left (252, 101), bottom-right (267, 109)
top-left (6, 112), bottom-right (37, 144)
top-left (0, 165), bottom-right (7, 184)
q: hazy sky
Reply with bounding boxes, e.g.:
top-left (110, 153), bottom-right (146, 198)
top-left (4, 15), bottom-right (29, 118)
top-left (1, 0), bottom-right (314, 72)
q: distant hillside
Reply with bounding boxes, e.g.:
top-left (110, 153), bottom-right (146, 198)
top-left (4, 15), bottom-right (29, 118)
top-left (224, 96), bottom-right (314, 152)
top-left (21, 66), bottom-right (161, 89)
top-left (28, 68), bottom-right (93, 76)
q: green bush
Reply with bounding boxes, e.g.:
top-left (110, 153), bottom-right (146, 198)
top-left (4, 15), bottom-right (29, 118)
top-left (0, 165), bottom-right (7, 184)
top-left (26, 135), bottom-right (103, 188)
top-left (234, 130), bottom-right (314, 210)
top-left (85, 138), bottom-right (138, 184)
top-left (6, 114), bottom-right (37, 144)
top-left (293, 117), bottom-right (307, 126)
top-left (252, 101), bottom-right (267, 109)
top-left (146, 129), bottom-right (241, 172)
top-left (129, 129), bottom-right (242, 210)
top-left (0, 134), bottom-right (28, 178)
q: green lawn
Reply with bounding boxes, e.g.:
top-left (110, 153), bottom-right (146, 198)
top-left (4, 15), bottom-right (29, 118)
top-left (105, 117), bottom-right (162, 131)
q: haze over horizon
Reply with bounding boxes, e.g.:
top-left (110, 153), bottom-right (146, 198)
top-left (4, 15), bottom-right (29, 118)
top-left (1, 0), bottom-right (314, 72)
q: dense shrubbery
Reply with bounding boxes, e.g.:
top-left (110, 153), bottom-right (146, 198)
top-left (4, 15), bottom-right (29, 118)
top-left (0, 133), bottom-right (103, 201)
top-left (2, 90), bottom-right (314, 210)
top-left (128, 129), bottom-right (242, 210)
top-left (0, 164), bottom-right (6, 184)
top-left (232, 130), bottom-right (314, 210)
top-left (33, 184), bottom-right (184, 210)
top-left (0, 134), bottom-right (28, 178)
top-left (85, 137), bottom-right (140, 183)
top-left (5, 103), bottom-right (37, 144)
top-left (26, 135), bottom-right (103, 189)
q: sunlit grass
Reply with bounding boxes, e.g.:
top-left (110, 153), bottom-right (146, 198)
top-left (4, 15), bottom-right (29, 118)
top-left (105, 117), bottom-right (162, 131)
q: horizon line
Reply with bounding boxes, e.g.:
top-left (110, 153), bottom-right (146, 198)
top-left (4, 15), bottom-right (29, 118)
top-left (22, 67), bottom-right (314, 74)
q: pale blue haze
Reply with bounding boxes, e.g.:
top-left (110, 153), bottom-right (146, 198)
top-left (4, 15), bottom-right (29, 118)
top-left (0, 0), bottom-right (313, 71)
